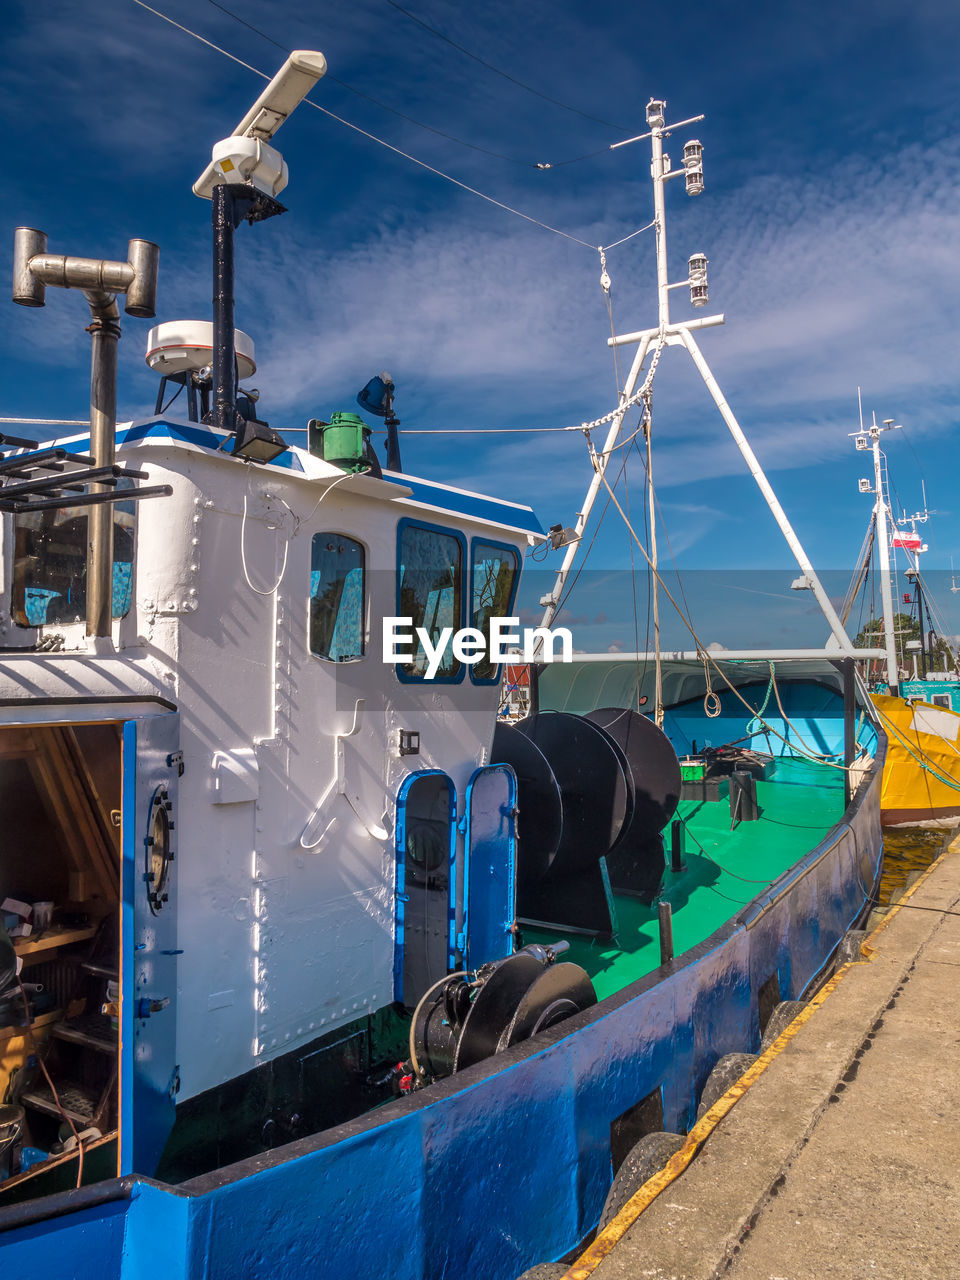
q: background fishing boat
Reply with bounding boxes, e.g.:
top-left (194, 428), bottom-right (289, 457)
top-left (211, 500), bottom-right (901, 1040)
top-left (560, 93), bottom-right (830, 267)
top-left (843, 412), bottom-right (960, 826)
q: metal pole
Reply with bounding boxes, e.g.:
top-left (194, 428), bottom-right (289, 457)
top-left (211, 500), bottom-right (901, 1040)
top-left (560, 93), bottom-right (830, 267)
top-left (86, 309), bottom-right (120, 637)
top-left (841, 657), bottom-right (854, 809)
top-left (646, 420), bottom-right (663, 724)
top-left (657, 900), bottom-right (674, 964)
top-left (540, 334), bottom-right (651, 629)
top-left (212, 183), bottom-right (238, 433)
top-left (678, 326), bottom-right (855, 654)
top-left (650, 124), bottom-right (670, 330)
top-left (872, 436), bottom-right (900, 694)
top-left (670, 819), bottom-right (686, 872)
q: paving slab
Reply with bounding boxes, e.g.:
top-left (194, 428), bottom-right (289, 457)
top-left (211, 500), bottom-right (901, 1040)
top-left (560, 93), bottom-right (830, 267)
top-left (583, 842), bottom-right (960, 1280)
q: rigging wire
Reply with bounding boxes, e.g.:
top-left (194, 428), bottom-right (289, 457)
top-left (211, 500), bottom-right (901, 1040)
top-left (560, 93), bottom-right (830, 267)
top-left (382, 0), bottom-right (629, 132)
top-left (601, 271), bottom-right (647, 702)
top-left (131, 1), bottom-right (655, 252)
top-left (204, 0), bottom-right (540, 168)
top-left (589, 459), bottom-right (860, 769)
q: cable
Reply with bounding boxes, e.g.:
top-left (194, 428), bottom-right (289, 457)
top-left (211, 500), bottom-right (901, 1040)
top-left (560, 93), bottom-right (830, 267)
top-left (240, 491), bottom-right (290, 596)
top-left (408, 970), bottom-right (468, 1080)
top-left (590, 460), bottom-right (858, 771)
top-left (204, 0), bottom-right (539, 168)
top-left (382, 0), bottom-right (628, 131)
top-left (17, 978), bottom-right (84, 1189)
top-left (130, 2), bottom-right (653, 252)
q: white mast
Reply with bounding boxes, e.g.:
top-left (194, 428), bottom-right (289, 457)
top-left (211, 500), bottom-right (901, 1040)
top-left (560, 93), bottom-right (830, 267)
top-left (852, 406), bottom-right (901, 694)
top-left (543, 97), bottom-right (856, 656)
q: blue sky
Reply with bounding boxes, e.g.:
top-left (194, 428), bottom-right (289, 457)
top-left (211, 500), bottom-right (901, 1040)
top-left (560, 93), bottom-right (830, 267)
top-left (2, 0), bottom-right (959, 650)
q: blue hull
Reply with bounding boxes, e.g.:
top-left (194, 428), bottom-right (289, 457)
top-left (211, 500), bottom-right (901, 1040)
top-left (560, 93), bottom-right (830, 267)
top-left (0, 751), bottom-right (883, 1279)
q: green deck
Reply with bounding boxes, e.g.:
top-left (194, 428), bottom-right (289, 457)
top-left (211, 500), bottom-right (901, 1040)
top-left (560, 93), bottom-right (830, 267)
top-left (523, 758), bottom-right (845, 1001)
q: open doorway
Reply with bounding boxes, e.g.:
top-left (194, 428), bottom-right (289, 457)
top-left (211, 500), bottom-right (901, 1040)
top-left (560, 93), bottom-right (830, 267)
top-left (0, 721), bottom-right (122, 1197)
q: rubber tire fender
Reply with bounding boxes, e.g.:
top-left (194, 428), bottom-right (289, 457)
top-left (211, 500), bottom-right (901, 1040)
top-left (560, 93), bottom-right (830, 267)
top-left (760, 999), bottom-right (808, 1051)
top-left (696, 1051), bottom-right (758, 1120)
top-left (598, 1130), bottom-right (685, 1231)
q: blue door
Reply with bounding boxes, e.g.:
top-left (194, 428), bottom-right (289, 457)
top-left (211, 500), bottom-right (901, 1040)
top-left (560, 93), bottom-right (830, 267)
top-left (395, 770), bottom-right (457, 1005)
top-left (462, 764), bottom-right (517, 970)
top-left (120, 712), bottom-right (180, 1175)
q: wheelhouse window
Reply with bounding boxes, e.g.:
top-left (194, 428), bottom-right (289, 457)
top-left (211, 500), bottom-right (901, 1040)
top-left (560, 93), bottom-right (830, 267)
top-left (471, 540), bottom-right (520, 682)
top-left (397, 522), bottom-right (464, 680)
top-left (310, 533), bottom-right (365, 661)
top-left (11, 494), bottom-right (135, 628)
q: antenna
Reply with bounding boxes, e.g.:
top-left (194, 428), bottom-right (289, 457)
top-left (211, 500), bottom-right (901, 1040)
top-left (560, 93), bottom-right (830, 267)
top-left (190, 52), bottom-right (326, 460)
top-left (542, 97), bottom-right (857, 660)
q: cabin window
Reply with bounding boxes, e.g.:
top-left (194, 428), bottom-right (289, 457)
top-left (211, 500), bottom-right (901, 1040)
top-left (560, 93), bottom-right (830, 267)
top-left (397, 521), bottom-right (465, 681)
top-left (470, 539), bottom-right (520, 683)
top-left (931, 694), bottom-right (951, 708)
top-left (11, 492), bottom-right (135, 628)
top-left (310, 533), bottom-right (365, 661)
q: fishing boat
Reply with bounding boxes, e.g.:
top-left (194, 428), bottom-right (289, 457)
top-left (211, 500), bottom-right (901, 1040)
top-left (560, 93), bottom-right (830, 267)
top-left (0, 57), bottom-right (886, 1279)
top-left (845, 417), bottom-right (960, 826)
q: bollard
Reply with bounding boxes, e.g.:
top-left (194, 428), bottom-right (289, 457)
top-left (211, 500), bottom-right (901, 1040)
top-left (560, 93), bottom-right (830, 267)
top-left (670, 819), bottom-right (687, 872)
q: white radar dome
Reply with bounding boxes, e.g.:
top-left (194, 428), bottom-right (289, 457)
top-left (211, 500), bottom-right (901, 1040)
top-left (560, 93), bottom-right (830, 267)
top-left (145, 320), bottom-right (256, 380)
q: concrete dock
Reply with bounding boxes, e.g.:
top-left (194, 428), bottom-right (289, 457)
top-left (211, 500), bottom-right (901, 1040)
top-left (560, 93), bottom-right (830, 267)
top-left (566, 837), bottom-right (960, 1280)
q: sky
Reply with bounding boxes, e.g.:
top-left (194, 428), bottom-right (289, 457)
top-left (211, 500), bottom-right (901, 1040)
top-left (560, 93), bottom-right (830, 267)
top-left (2, 0), bottom-right (959, 652)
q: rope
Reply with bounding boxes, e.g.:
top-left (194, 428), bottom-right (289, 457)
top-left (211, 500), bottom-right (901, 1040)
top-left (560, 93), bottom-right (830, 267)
top-left (130, 1), bottom-right (653, 253)
top-left (589, 461), bottom-right (858, 771)
top-left (745, 663), bottom-right (775, 736)
top-left (240, 492), bottom-right (290, 596)
top-left (871, 700), bottom-right (960, 794)
top-left (382, 0), bottom-right (628, 132)
top-left (204, 0), bottom-right (540, 169)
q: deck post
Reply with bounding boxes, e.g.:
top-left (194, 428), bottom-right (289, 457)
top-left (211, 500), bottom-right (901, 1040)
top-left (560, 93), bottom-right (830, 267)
top-left (657, 900), bottom-right (674, 964)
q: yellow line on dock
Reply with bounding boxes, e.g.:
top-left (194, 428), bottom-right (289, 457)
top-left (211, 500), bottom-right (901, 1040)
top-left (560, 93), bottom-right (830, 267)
top-left (561, 837), bottom-right (957, 1280)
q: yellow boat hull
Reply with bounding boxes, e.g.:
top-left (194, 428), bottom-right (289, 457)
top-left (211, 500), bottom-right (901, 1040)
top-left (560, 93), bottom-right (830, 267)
top-left (871, 693), bottom-right (960, 826)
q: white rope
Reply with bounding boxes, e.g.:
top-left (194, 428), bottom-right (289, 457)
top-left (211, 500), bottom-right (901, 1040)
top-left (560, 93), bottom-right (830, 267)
top-left (296, 468), bottom-right (358, 528)
top-left (240, 492), bottom-right (290, 596)
top-left (600, 220), bottom-right (657, 253)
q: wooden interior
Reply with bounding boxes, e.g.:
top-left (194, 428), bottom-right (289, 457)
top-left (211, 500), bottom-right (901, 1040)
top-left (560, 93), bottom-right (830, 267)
top-left (0, 723), bottom-right (121, 913)
top-left (1, 721), bottom-right (122, 1188)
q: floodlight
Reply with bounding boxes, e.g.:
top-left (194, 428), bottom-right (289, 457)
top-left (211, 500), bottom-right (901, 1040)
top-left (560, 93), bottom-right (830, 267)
top-left (232, 417), bottom-right (289, 465)
top-left (194, 50), bottom-right (327, 199)
top-left (858, 478), bottom-right (872, 493)
top-left (688, 252), bottom-right (708, 308)
top-left (868, 425), bottom-right (880, 438)
top-left (683, 139), bottom-right (704, 195)
top-left (854, 434), bottom-right (868, 450)
top-left (357, 372), bottom-right (396, 417)
top-left (548, 524), bottom-right (579, 550)
top-left (646, 98), bottom-right (665, 127)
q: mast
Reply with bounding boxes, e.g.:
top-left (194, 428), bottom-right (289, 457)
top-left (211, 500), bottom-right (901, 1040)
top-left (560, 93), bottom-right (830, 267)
top-left (543, 98), bottom-right (857, 657)
top-left (852, 407), bottom-right (900, 695)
